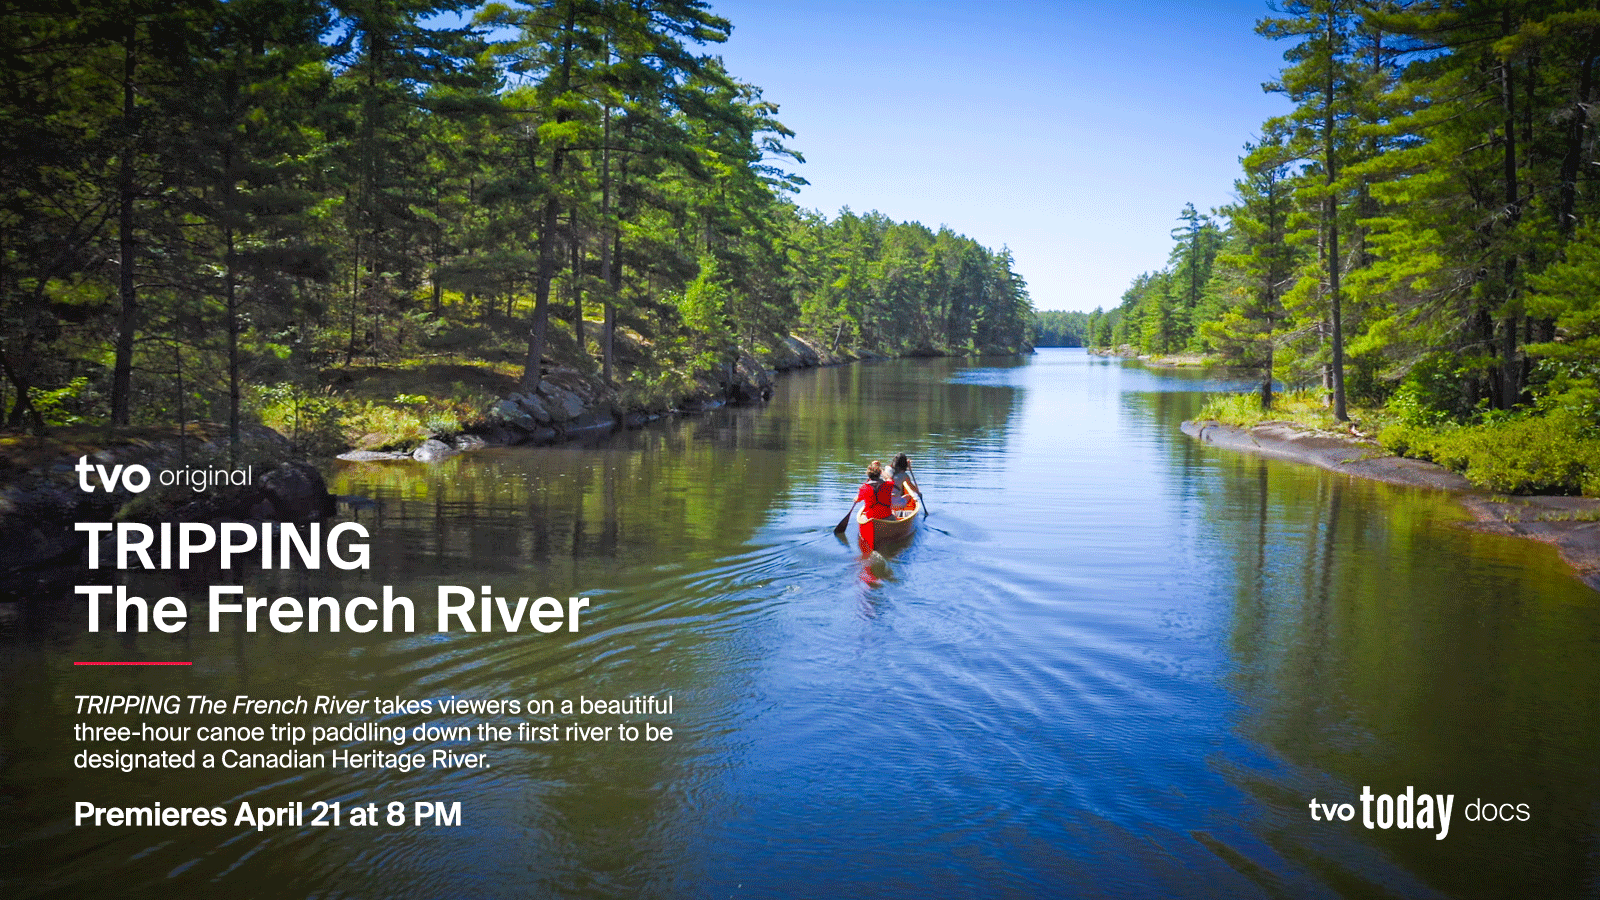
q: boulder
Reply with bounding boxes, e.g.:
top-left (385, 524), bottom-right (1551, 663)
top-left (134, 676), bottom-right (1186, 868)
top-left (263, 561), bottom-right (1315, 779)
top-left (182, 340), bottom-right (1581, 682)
top-left (537, 382), bottom-right (587, 421)
top-left (491, 399), bottom-right (536, 431)
top-left (412, 439), bottom-right (457, 463)
top-left (729, 353), bottom-right (774, 403)
top-left (514, 391), bottom-right (552, 424)
top-left (337, 449), bottom-right (414, 462)
top-left (258, 461), bottom-right (336, 520)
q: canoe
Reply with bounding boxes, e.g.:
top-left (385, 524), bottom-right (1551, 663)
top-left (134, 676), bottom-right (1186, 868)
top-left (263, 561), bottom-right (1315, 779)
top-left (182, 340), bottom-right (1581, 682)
top-left (858, 495), bottom-right (918, 548)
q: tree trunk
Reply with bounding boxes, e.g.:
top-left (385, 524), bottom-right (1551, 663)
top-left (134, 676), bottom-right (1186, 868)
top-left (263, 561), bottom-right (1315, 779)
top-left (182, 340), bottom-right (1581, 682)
top-left (521, 10), bottom-right (577, 391)
top-left (1261, 340), bottom-right (1274, 412)
top-left (0, 348), bottom-right (44, 434)
top-left (110, 23), bottom-right (140, 426)
top-left (1498, 15), bottom-right (1523, 411)
top-left (523, 190), bottom-right (559, 391)
top-left (600, 104), bottom-right (614, 383)
top-left (1324, 10), bottom-right (1347, 422)
top-left (1557, 29), bottom-right (1599, 238)
top-left (346, 237), bottom-right (360, 366)
top-left (226, 222), bottom-right (240, 457)
top-left (569, 208), bottom-right (583, 355)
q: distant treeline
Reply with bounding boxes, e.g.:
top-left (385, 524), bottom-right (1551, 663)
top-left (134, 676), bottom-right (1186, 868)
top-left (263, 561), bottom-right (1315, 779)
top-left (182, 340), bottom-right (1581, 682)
top-left (1032, 310), bottom-right (1090, 347)
top-left (1082, 1), bottom-right (1600, 495)
top-left (0, 0), bottom-right (1033, 441)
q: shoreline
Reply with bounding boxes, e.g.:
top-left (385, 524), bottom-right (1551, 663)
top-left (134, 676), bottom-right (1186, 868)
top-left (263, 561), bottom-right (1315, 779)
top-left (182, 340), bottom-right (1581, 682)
top-left (336, 335), bottom-right (921, 463)
top-left (1181, 419), bottom-right (1600, 593)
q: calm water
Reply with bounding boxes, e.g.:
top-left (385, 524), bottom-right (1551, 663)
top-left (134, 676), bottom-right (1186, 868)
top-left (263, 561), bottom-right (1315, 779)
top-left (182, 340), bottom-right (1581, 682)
top-left (3, 349), bottom-right (1598, 898)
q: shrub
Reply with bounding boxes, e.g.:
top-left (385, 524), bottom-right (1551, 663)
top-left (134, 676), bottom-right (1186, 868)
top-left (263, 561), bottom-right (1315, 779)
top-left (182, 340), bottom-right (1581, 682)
top-left (1380, 411), bottom-right (1600, 496)
top-left (31, 376), bottom-right (92, 426)
top-left (1390, 351), bottom-right (1475, 427)
top-left (253, 383), bottom-right (345, 456)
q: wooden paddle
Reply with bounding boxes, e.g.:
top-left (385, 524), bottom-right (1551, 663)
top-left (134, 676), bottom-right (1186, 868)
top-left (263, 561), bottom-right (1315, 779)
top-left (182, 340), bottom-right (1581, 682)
top-left (834, 502), bottom-right (858, 534)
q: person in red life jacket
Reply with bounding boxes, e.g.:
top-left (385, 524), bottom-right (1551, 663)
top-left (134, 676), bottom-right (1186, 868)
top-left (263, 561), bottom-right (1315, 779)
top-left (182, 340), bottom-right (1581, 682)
top-left (853, 459), bottom-right (895, 521)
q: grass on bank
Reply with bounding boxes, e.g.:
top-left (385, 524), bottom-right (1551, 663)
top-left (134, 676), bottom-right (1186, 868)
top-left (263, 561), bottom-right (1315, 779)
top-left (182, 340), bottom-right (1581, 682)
top-left (1198, 390), bottom-right (1600, 497)
top-left (254, 363), bottom-right (510, 456)
top-left (1196, 389), bottom-right (1386, 434)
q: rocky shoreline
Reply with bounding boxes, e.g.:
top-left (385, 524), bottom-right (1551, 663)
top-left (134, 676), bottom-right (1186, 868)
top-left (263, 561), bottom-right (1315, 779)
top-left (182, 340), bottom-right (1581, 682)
top-left (1182, 419), bottom-right (1600, 592)
top-left (335, 334), bottom-right (885, 463)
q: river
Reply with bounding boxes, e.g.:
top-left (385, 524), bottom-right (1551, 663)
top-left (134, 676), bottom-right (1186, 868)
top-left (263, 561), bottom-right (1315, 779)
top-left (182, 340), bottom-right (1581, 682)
top-left (3, 348), bottom-right (1598, 898)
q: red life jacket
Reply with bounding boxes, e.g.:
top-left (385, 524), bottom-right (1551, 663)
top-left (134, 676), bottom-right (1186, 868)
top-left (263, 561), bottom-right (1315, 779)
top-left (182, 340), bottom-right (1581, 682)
top-left (858, 478), bottom-right (894, 520)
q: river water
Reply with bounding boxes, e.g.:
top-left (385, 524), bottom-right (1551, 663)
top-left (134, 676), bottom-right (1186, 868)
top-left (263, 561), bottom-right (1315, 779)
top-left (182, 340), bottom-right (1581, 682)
top-left (3, 349), bottom-right (1598, 898)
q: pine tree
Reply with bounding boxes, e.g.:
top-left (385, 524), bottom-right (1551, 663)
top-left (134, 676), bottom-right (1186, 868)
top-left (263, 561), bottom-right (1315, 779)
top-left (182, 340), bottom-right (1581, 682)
top-left (1205, 149), bottom-right (1303, 409)
top-left (1258, 0), bottom-right (1365, 420)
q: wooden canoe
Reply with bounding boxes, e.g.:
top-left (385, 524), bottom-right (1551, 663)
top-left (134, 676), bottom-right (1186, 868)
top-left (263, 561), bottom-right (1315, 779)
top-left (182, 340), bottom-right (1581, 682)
top-left (858, 495), bottom-right (918, 547)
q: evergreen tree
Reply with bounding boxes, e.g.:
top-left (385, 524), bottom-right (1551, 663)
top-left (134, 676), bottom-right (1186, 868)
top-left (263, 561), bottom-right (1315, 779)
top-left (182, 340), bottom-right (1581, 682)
top-left (1258, 0), bottom-right (1365, 420)
top-left (1205, 150), bottom-right (1303, 409)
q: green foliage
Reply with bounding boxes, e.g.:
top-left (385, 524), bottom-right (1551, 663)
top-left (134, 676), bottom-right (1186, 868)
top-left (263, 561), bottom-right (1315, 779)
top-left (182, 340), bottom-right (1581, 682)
top-left (1196, 389), bottom-right (1347, 430)
top-left (252, 377), bottom-right (491, 455)
top-left (678, 255), bottom-right (736, 371)
top-left (1032, 310), bottom-right (1089, 347)
top-left (336, 402), bottom-right (436, 451)
top-left (618, 368), bottom-right (697, 412)
top-left (0, 0), bottom-right (1025, 448)
top-left (1382, 412), bottom-right (1600, 497)
top-left (30, 377), bottom-right (93, 427)
top-left (254, 383), bottom-right (345, 457)
top-left (1099, 203), bottom-right (1225, 357)
top-left (1088, 2), bottom-right (1600, 493)
top-left (791, 211), bottom-right (1033, 356)
top-left (1386, 352), bottom-right (1475, 427)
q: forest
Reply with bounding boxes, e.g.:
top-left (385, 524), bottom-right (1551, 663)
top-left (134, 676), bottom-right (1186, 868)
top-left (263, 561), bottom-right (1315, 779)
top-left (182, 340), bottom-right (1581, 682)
top-left (1031, 309), bottom-right (1089, 347)
top-left (0, 0), bottom-right (1034, 451)
top-left (1087, 0), bottom-right (1600, 496)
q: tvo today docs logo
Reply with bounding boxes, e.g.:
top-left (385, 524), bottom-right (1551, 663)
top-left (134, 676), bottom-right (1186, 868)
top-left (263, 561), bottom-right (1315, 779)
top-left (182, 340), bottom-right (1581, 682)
top-left (1308, 787), bottom-right (1456, 840)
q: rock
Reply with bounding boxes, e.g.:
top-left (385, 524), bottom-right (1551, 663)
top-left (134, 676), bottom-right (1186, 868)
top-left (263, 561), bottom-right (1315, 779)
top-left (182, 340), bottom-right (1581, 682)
top-left (777, 335), bottom-right (822, 369)
top-left (729, 352), bottom-right (774, 403)
top-left (491, 398), bottom-right (536, 431)
top-left (0, 475), bottom-right (113, 576)
top-left (258, 461), bottom-right (336, 520)
top-left (412, 439), bottom-right (457, 463)
top-left (537, 382), bottom-right (587, 421)
top-left (472, 423), bottom-right (526, 446)
top-left (337, 449), bottom-right (413, 462)
top-left (515, 392), bottom-right (552, 424)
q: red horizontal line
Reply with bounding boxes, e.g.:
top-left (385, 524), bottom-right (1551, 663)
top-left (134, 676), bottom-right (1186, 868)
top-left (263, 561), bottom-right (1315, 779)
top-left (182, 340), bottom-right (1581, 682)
top-left (74, 661), bottom-right (193, 666)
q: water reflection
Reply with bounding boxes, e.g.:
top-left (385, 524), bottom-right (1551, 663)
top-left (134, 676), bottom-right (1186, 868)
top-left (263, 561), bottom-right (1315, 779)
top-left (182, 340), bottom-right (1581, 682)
top-left (2, 351), bottom-right (1597, 898)
top-left (1188, 414), bottom-right (1600, 899)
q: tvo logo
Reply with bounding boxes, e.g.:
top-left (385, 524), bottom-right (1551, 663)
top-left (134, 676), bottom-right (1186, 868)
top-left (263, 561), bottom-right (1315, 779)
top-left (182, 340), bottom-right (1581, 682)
top-left (75, 455), bottom-right (151, 493)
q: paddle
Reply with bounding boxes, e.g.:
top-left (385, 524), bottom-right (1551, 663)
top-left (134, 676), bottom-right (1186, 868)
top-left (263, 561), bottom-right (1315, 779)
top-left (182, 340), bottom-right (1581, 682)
top-left (910, 475), bottom-right (929, 516)
top-left (834, 502), bottom-right (858, 534)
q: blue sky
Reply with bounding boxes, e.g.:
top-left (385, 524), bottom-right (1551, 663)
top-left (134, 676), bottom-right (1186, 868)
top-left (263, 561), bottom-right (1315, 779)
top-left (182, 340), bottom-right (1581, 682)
top-left (708, 0), bottom-right (1296, 312)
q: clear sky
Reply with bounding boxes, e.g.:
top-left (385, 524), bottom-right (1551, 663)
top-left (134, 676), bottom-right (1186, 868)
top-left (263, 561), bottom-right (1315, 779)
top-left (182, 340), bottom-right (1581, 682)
top-left (707, 0), bottom-right (1295, 312)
